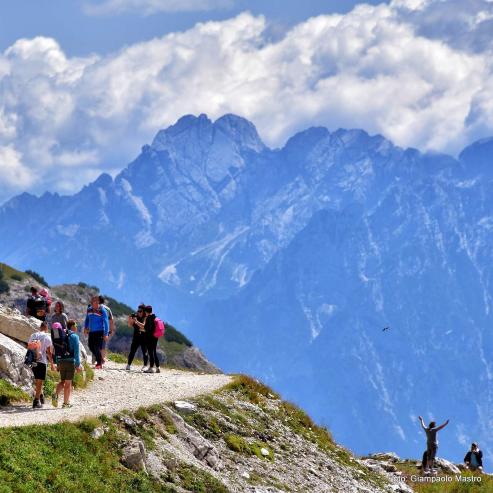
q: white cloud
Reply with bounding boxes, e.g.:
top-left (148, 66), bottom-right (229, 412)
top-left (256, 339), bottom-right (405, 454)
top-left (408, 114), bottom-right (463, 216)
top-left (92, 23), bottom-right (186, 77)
top-left (83, 0), bottom-right (232, 16)
top-left (0, 145), bottom-right (33, 189)
top-left (1, 1), bottom-right (493, 203)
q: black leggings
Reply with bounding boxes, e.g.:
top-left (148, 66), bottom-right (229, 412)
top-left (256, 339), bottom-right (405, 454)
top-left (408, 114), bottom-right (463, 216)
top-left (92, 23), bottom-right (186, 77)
top-left (147, 336), bottom-right (160, 368)
top-left (127, 335), bottom-right (148, 366)
top-left (88, 331), bottom-right (104, 365)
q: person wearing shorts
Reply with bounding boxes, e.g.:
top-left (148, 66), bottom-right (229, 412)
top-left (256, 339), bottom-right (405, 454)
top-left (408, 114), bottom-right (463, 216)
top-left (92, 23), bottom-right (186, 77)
top-left (52, 320), bottom-right (81, 409)
top-left (27, 321), bottom-right (54, 409)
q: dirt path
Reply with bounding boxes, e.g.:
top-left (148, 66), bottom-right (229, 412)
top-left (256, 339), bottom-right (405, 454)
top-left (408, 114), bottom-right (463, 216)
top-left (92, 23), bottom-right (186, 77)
top-left (0, 362), bottom-right (232, 428)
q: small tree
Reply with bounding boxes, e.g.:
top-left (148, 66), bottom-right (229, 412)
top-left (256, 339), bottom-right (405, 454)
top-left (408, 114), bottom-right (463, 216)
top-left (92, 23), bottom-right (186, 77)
top-left (0, 269), bottom-right (9, 295)
top-left (25, 270), bottom-right (49, 287)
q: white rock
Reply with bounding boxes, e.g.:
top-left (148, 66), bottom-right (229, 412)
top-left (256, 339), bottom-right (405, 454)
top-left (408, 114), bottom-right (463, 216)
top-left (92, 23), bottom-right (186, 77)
top-left (91, 427), bottom-right (105, 439)
top-left (241, 471), bottom-right (251, 479)
top-left (260, 447), bottom-right (270, 457)
top-left (174, 400), bottom-right (197, 414)
top-left (0, 332), bottom-right (33, 391)
top-left (434, 457), bottom-right (461, 474)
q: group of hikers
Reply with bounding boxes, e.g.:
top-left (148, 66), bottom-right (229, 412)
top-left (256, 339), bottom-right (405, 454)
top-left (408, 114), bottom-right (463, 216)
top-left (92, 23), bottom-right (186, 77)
top-left (24, 286), bottom-right (165, 409)
top-left (419, 416), bottom-right (484, 474)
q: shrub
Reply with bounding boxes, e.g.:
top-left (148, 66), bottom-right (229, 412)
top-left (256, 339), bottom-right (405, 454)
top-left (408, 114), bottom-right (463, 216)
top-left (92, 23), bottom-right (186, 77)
top-left (10, 273), bottom-right (23, 281)
top-left (0, 277), bottom-right (9, 295)
top-left (104, 295), bottom-right (133, 317)
top-left (25, 269), bottom-right (49, 287)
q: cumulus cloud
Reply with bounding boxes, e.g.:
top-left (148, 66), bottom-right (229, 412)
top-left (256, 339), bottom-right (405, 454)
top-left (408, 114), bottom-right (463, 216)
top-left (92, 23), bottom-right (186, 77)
top-left (83, 0), bottom-right (233, 16)
top-left (1, 0), bottom-right (493, 203)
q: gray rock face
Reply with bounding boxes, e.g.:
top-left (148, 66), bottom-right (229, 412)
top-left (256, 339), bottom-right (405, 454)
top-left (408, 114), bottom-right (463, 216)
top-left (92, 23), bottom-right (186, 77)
top-left (121, 439), bottom-right (147, 473)
top-left (0, 305), bottom-right (40, 344)
top-left (434, 457), bottom-right (461, 474)
top-left (0, 332), bottom-right (33, 391)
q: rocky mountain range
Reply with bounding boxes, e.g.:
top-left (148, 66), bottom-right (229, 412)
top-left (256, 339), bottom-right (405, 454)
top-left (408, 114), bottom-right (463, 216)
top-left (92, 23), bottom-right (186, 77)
top-left (1, 114), bottom-right (493, 467)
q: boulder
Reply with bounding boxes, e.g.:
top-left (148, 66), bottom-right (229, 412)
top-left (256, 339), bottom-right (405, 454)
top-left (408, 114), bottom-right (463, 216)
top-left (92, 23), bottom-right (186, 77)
top-left (369, 452), bottom-right (400, 463)
top-left (434, 457), bottom-right (461, 474)
top-left (0, 332), bottom-right (33, 391)
top-left (0, 305), bottom-right (40, 343)
top-left (0, 304), bottom-right (87, 362)
top-left (174, 400), bottom-right (197, 414)
top-left (121, 439), bottom-right (147, 473)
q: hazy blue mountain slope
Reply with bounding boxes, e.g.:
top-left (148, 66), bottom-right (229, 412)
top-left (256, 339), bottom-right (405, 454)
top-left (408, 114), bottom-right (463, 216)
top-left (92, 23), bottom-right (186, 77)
top-left (1, 114), bottom-right (493, 465)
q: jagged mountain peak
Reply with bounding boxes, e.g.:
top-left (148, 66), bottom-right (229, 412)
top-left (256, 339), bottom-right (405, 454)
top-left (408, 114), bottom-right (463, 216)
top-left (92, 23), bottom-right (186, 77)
top-left (150, 113), bottom-right (264, 155)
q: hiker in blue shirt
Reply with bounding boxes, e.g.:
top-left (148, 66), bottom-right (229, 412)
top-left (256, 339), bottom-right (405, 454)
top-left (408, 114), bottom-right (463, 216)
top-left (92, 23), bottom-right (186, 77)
top-left (84, 295), bottom-right (109, 369)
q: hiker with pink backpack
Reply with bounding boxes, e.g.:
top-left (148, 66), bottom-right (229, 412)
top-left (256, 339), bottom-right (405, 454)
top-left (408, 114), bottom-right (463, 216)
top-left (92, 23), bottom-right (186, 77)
top-left (132, 305), bottom-right (165, 373)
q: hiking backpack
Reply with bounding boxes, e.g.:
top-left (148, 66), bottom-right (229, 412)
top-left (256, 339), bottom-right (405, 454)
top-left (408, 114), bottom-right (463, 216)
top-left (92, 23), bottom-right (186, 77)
top-left (51, 327), bottom-right (75, 362)
top-left (24, 349), bottom-right (37, 367)
top-left (153, 318), bottom-right (165, 338)
top-left (33, 295), bottom-right (48, 318)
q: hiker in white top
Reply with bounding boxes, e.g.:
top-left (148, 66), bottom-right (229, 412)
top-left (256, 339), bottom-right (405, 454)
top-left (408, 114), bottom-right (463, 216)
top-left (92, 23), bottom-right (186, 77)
top-left (27, 321), bottom-right (54, 409)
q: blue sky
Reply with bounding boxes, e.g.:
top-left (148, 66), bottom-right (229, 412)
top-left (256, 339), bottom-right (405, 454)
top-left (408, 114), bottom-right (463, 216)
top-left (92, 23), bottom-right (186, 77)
top-left (0, 1), bottom-right (386, 56)
top-left (0, 0), bottom-right (493, 204)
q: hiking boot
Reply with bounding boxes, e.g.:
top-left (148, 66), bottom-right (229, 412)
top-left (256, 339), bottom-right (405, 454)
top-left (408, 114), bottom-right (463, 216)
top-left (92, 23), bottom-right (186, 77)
top-left (62, 403), bottom-right (73, 409)
top-left (39, 394), bottom-right (45, 405)
top-left (51, 393), bottom-right (59, 408)
top-left (32, 399), bottom-right (42, 409)
top-left (155, 368), bottom-right (161, 373)
top-left (141, 366), bottom-right (148, 372)
top-left (95, 364), bottom-right (103, 370)
top-left (125, 364), bottom-right (131, 371)
top-left (143, 367), bottom-right (155, 373)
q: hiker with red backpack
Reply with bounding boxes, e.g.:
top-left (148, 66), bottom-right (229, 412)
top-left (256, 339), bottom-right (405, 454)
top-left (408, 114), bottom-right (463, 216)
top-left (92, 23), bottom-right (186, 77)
top-left (26, 287), bottom-right (49, 321)
top-left (51, 319), bottom-right (81, 408)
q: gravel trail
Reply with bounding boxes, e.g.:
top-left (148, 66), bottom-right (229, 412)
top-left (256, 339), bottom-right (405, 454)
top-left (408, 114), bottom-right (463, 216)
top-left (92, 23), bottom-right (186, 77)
top-left (0, 362), bottom-right (232, 428)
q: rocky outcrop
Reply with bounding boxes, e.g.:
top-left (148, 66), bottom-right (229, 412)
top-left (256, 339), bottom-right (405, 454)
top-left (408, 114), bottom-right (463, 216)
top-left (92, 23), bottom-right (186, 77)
top-left (0, 332), bottom-right (33, 391)
top-left (173, 347), bottom-right (221, 374)
top-left (0, 304), bottom-right (87, 362)
top-left (0, 305), bottom-right (40, 343)
top-left (121, 439), bottom-right (147, 473)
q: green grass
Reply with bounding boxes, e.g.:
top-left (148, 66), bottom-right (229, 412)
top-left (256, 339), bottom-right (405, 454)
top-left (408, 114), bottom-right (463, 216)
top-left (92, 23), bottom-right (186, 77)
top-left (0, 263), bottom-right (27, 281)
top-left (223, 375), bottom-right (279, 405)
top-left (107, 352), bottom-right (128, 364)
top-left (0, 379), bottom-right (30, 406)
top-left (175, 464), bottom-right (229, 493)
top-left (224, 434), bottom-right (273, 461)
top-left (0, 422), bottom-right (174, 493)
top-left (392, 463), bottom-right (492, 492)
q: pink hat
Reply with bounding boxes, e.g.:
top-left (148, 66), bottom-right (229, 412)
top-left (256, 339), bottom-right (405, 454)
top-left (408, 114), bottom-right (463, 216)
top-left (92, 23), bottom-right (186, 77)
top-left (39, 288), bottom-right (49, 297)
top-left (52, 322), bottom-right (62, 330)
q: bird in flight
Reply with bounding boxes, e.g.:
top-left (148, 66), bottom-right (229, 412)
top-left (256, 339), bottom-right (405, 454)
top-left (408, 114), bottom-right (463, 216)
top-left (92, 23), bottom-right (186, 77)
top-left (382, 326), bottom-right (390, 332)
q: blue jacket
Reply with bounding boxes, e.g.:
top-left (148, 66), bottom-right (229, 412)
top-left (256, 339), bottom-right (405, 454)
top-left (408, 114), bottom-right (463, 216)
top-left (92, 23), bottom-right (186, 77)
top-left (84, 307), bottom-right (109, 336)
top-left (69, 332), bottom-right (81, 367)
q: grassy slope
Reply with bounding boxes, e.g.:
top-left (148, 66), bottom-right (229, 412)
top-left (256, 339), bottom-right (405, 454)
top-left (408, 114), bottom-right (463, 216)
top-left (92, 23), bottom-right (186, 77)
top-left (393, 461), bottom-right (493, 492)
top-left (0, 379), bottom-right (29, 406)
top-left (0, 376), bottom-right (389, 493)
